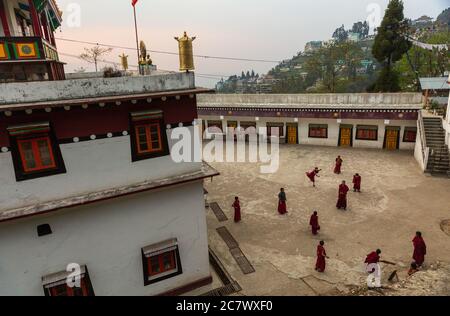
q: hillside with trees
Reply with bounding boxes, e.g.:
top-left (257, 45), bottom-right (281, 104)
top-left (216, 3), bottom-right (449, 94)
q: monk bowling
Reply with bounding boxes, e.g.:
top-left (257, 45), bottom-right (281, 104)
top-left (306, 167), bottom-right (321, 187)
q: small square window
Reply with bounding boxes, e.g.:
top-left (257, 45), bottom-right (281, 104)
top-left (141, 239), bottom-right (182, 286)
top-left (8, 123), bottom-right (66, 181)
top-left (42, 265), bottom-right (95, 296)
top-left (130, 111), bottom-right (169, 162)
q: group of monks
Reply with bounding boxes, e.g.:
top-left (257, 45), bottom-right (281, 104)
top-left (304, 156), bottom-right (362, 211)
top-left (230, 155), bottom-right (428, 285)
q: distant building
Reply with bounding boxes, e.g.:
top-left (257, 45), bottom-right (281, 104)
top-left (347, 32), bottom-right (362, 42)
top-left (304, 41), bottom-right (323, 54)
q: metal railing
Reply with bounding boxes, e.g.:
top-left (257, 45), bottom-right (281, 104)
top-left (418, 110), bottom-right (431, 171)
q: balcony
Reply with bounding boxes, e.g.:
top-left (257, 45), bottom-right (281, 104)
top-left (0, 36), bottom-right (59, 63)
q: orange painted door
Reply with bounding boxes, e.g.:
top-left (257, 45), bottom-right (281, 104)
top-left (340, 128), bottom-right (352, 147)
top-left (287, 126), bottom-right (297, 144)
top-left (385, 129), bottom-right (399, 150)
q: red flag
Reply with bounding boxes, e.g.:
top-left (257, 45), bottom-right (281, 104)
top-left (132, 0), bottom-right (138, 6)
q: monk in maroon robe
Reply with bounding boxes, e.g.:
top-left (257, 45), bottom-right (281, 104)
top-left (334, 156), bottom-right (343, 174)
top-left (306, 167), bottom-right (321, 187)
top-left (278, 188), bottom-right (287, 215)
top-left (412, 231), bottom-right (426, 267)
top-left (365, 249), bottom-right (381, 265)
top-left (309, 211), bottom-right (320, 235)
top-left (353, 173), bottom-right (361, 192)
top-left (315, 241), bottom-right (328, 272)
top-left (336, 181), bottom-right (349, 210)
top-left (232, 197), bottom-right (241, 223)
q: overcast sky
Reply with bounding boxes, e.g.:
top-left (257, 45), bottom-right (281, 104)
top-left (55, 0), bottom-right (448, 87)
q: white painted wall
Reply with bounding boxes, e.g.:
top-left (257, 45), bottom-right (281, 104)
top-left (0, 126), bottom-right (202, 211)
top-left (200, 115), bottom-right (417, 150)
top-left (0, 180), bottom-right (210, 296)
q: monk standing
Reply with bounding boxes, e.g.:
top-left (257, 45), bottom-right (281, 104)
top-left (278, 188), bottom-right (288, 215)
top-left (334, 156), bottom-right (343, 174)
top-left (353, 173), bottom-right (362, 192)
top-left (306, 167), bottom-right (321, 187)
top-left (336, 180), bottom-right (349, 210)
top-left (315, 241), bottom-right (328, 273)
top-left (365, 249), bottom-right (382, 288)
top-left (309, 211), bottom-right (320, 235)
top-left (412, 231), bottom-right (427, 267)
top-left (232, 196), bottom-right (241, 223)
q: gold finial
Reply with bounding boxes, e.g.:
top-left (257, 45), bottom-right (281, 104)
top-left (175, 31), bottom-right (196, 72)
top-left (139, 41), bottom-right (152, 65)
top-left (119, 53), bottom-right (129, 71)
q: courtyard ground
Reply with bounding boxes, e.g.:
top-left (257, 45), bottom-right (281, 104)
top-left (204, 144), bottom-right (450, 296)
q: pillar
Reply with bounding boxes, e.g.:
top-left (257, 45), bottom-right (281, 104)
top-left (0, 0), bottom-right (11, 36)
top-left (28, 0), bottom-right (42, 37)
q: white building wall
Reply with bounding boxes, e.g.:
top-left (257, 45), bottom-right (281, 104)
top-left (0, 180), bottom-right (209, 296)
top-left (0, 126), bottom-right (201, 211)
top-left (201, 115), bottom-right (417, 150)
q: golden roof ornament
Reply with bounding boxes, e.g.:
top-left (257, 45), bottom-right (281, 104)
top-left (119, 53), bottom-right (129, 71)
top-left (139, 41), bottom-right (152, 65)
top-left (174, 31), bottom-right (196, 72)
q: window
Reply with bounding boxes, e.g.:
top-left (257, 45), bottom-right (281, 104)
top-left (130, 111), bottom-right (169, 162)
top-left (43, 265), bottom-right (95, 297)
top-left (356, 125), bottom-right (378, 141)
top-left (8, 122), bottom-right (66, 181)
top-left (17, 137), bottom-right (56, 172)
top-left (267, 123), bottom-right (284, 137)
top-left (207, 120), bottom-right (223, 134)
top-left (142, 238), bottom-right (182, 285)
top-left (309, 124), bottom-right (328, 138)
top-left (403, 127), bottom-right (417, 143)
top-left (135, 123), bottom-right (163, 154)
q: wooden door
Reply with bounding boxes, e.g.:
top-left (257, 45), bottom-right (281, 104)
top-left (385, 129), bottom-right (399, 150)
top-left (340, 128), bottom-right (352, 147)
top-left (287, 126), bottom-right (297, 144)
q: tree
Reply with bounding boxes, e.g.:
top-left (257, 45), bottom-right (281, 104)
top-left (372, 0), bottom-right (412, 91)
top-left (251, 70), bottom-right (255, 78)
top-left (241, 71), bottom-right (245, 79)
top-left (246, 71), bottom-right (251, 79)
top-left (332, 25), bottom-right (348, 42)
top-left (80, 46), bottom-right (113, 72)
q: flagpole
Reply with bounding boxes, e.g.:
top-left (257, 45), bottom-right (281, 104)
top-left (133, 5), bottom-right (140, 71)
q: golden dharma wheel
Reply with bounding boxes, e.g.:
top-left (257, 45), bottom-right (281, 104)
top-left (175, 32), bottom-right (196, 72)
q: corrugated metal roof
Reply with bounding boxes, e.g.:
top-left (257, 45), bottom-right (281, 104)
top-left (419, 77), bottom-right (450, 90)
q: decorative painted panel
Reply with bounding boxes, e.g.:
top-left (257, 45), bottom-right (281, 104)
top-left (0, 43), bottom-right (9, 60)
top-left (13, 42), bottom-right (40, 59)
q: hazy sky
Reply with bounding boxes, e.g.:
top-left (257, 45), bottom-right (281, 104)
top-left (55, 0), bottom-right (448, 87)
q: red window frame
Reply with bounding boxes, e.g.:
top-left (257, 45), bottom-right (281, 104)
top-left (309, 126), bottom-right (327, 138)
top-left (403, 129), bottom-right (417, 142)
top-left (356, 128), bottom-right (378, 140)
top-left (49, 279), bottom-right (89, 297)
top-left (146, 250), bottom-right (177, 277)
top-left (17, 136), bottom-right (57, 173)
top-left (134, 122), bottom-right (163, 155)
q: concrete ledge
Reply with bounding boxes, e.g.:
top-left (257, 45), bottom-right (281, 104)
top-left (0, 72), bottom-right (195, 106)
top-left (0, 163), bottom-right (219, 223)
top-left (156, 276), bottom-right (213, 296)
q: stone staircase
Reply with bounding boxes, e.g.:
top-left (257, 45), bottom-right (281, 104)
top-left (423, 117), bottom-right (450, 176)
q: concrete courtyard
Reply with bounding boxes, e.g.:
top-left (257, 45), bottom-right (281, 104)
top-left (204, 144), bottom-right (450, 296)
